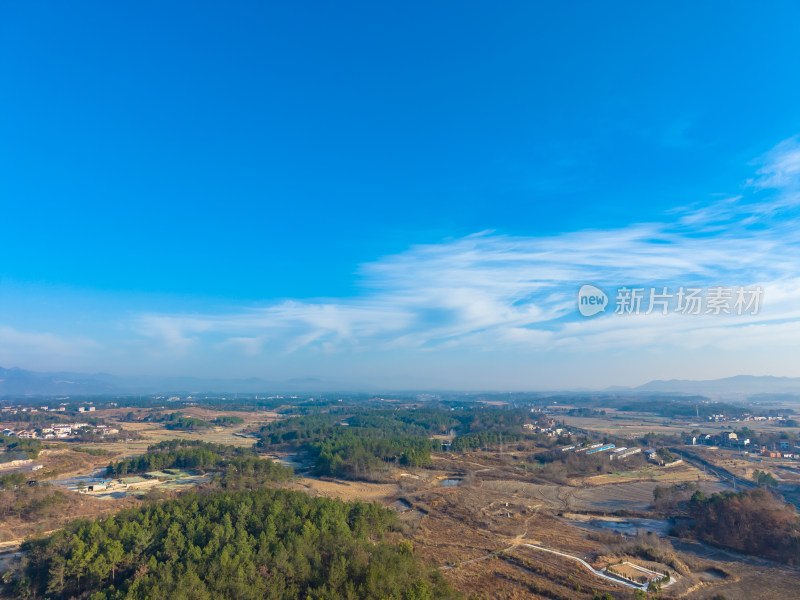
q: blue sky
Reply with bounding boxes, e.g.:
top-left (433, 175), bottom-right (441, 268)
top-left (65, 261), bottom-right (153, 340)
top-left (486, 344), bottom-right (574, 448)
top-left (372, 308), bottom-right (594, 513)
top-left (1, 1), bottom-right (800, 389)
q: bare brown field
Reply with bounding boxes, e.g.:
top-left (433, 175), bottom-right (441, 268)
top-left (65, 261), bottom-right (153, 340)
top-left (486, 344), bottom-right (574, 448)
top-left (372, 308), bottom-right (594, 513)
top-left (479, 478), bottom-right (692, 514)
top-left (507, 545), bottom-right (629, 596)
top-left (669, 539), bottom-right (800, 600)
top-left (560, 413), bottom-right (688, 437)
top-left (404, 477), bottom-right (800, 599)
top-left (560, 410), bottom-right (800, 441)
top-left (294, 477), bottom-right (400, 503)
top-left (34, 447), bottom-right (115, 479)
top-left (62, 406), bottom-right (280, 458)
top-left (583, 462), bottom-right (710, 486)
top-left (0, 487), bottom-right (138, 543)
top-left (401, 483), bottom-right (642, 599)
top-left (91, 406), bottom-right (279, 424)
top-left (340, 453), bottom-right (777, 599)
top-left (447, 545), bottom-right (623, 600)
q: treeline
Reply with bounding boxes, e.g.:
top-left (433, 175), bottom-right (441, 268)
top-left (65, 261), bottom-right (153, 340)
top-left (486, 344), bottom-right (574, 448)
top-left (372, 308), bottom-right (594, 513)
top-left (689, 489), bottom-right (800, 564)
top-left (14, 487), bottom-right (458, 600)
top-left (0, 411), bottom-right (71, 426)
top-left (106, 440), bottom-right (292, 482)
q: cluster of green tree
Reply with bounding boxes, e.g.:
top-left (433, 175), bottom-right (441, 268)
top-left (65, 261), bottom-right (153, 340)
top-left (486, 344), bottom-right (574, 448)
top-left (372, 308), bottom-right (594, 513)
top-left (48, 395), bottom-right (274, 413)
top-left (751, 469), bottom-right (778, 487)
top-left (533, 447), bottom-right (647, 482)
top-left (453, 407), bottom-right (532, 434)
top-left (73, 446), bottom-right (110, 456)
top-left (143, 412), bottom-right (243, 428)
top-left (391, 407), bottom-right (536, 438)
top-left (0, 471), bottom-right (28, 490)
top-left (0, 433), bottom-right (43, 460)
top-left (619, 400), bottom-right (749, 419)
top-left (689, 489), bottom-right (800, 564)
top-left (742, 429), bottom-right (798, 449)
top-left (655, 447), bottom-right (675, 462)
top-left (260, 406), bottom-right (536, 444)
top-left (118, 411), bottom-right (141, 422)
top-left (0, 411), bottom-right (71, 426)
top-left (257, 414), bottom-right (339, 448)
top-left (565, 408), bottom-right (606, 417)
top-left (211, 415), bottom-right (244, 426)
top-left (345, 411), bottom-right (456, 437)
top-left (384, 409), bottom-right (461, 433)
top-left (210, 456), bottom-right (295, 490)
top-left (639, 431), bottom-right (684, 446)
top-left (258, 408), bottom-right (463, 449)
top-left (450, 430), bottom-right (526, 452)
top-left (106, 440), bottom-right (290, 480)
top-left (162, 412), bottom-right (214, 430)
top-left (258, 406), bottom-right (542, 481)
top-left (70, 427), bottom-right (132, 444)
top-left (437, 391), bottom-right (564, 409)
top-left (312, 430), bottom-right (436, 479)
top-left (13, 487), bottom-right (458, 600)
top-left (258, 412), bottom-right (454, 481)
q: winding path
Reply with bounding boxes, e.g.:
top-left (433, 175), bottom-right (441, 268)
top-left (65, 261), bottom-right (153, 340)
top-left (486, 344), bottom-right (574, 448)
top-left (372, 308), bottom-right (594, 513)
top-left (521, 543), bottom-right (646, 590)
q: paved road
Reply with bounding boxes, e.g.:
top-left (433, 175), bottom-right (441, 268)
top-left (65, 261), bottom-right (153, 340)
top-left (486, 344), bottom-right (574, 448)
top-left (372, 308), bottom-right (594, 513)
top-left (670, 447), bottom-right (757, 492)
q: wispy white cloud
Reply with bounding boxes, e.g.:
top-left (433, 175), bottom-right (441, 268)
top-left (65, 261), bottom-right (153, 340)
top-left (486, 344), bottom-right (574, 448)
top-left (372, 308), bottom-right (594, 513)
top-left (751, 136), bottom-right (800, 192)
top-left (132, 137), bottom-right (800, 362)
top-left (0, 325), bottom-right (98, 364)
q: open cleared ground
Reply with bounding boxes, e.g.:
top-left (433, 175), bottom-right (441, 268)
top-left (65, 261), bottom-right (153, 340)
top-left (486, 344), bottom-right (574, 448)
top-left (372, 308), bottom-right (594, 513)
top-left (76, 418), bottom-right (268, 457)
top-left (294, 477), bottom-right (400, 502)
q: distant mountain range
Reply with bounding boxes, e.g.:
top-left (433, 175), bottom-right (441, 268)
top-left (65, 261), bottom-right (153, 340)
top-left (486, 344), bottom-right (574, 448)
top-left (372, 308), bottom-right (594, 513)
top-left (0, 366), bottom-right (329, 396)
top-left (625, 375), bottom-right (800, 397)
top-left (0, 366), bottom-right (119, 396)
top-left (1, 366), bottom-right (799, 398)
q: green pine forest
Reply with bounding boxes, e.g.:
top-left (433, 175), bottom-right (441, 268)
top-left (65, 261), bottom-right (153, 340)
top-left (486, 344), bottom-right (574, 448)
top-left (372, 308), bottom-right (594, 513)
top-left (14, 487), bottom-right (458, 600)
